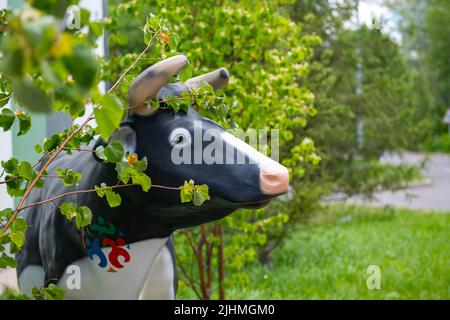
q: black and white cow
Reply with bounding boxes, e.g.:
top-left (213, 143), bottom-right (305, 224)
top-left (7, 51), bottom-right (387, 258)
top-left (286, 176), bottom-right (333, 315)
top-left (16, 55), bottom-right (289, 299)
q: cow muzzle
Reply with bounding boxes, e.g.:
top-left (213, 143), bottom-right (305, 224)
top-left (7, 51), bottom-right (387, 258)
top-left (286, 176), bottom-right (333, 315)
top-left (259, 163), bottom-right (289, 196)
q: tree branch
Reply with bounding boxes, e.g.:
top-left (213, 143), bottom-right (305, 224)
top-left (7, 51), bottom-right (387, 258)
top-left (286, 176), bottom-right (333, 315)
top-left (0, 29), bottom-right (161, 235)
top-left (16, 183), bottom-right (180, 213)
top-left (108, 29), bottom-right (160, 93)
top-left (175, 251), bottom-right (202, 299)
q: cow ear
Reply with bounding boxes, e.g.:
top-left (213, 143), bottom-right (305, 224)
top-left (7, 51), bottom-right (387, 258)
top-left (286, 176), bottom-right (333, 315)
top-left (93, 126), bottom-right (137, 162)
top-left (109, 126), bottom-right (137, 154)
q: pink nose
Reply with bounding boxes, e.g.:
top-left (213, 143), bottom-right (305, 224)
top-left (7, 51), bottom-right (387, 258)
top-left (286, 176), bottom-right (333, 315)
top-left (259, 164), bottom-right (289, 195)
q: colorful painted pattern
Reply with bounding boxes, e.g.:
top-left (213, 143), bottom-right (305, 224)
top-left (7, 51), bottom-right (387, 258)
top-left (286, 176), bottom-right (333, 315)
top-left (83, 217), bottom-right (131, 273)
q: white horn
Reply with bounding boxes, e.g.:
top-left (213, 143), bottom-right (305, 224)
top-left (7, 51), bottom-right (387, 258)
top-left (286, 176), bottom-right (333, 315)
top-left (128, 55), bottom-right (188, 115)
top-left (185, 67), bottom-right (230, 90)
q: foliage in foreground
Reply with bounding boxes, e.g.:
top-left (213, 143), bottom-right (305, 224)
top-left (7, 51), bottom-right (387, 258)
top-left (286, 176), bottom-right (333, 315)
top-left (0, 0), bottom-right (217, 298)
top-left (179, 205), bottom-right (450, 299)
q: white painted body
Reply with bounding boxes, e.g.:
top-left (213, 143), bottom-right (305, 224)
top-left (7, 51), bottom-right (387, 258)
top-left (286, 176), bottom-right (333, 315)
top-left (19, 238), bottom-right (175, 300)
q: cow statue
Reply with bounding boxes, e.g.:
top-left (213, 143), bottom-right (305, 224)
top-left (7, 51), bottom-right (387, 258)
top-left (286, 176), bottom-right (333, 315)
top-left (16, 55), bottom-right (289, 299)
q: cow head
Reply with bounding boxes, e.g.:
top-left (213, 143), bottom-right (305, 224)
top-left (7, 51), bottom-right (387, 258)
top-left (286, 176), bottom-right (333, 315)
top-left (108, 55), bottom-right (288, 228)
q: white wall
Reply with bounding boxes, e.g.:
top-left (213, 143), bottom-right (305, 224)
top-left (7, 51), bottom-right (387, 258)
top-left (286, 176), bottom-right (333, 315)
top-left (74, 0), bottom-right (106, 127)
top-left (0, 123), bottom-right (13, 211)
top-left (0, 2), bottom-right (13, 210)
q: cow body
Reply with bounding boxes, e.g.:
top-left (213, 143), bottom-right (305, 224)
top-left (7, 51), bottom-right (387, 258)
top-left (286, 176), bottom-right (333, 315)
top-left (20, 238), bottom-right (175, 299)
top-left (16, 56), bottom-right (289, 299)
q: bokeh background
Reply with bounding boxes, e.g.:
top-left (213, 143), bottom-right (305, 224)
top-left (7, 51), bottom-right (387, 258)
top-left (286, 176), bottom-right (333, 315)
top-left (0, 0), bottom-right (449, 299)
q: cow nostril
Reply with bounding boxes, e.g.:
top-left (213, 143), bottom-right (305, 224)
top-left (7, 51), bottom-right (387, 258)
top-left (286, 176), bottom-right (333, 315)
top-left (219, 68), bottom-right (229, 79)
top-left (259, 165), bottom-right (289, 196)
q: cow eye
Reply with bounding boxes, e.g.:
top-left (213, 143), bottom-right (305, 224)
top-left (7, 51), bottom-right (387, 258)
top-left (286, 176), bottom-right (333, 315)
top-left (169, 128), bottom-right (191, 147)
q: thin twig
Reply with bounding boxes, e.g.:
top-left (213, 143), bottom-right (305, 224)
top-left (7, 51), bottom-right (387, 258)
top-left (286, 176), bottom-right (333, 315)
top-left (108, 29), bottom-right (160, 93)
top-left (175, 251), bottom-right (202, 299)
top-left (0, 94), bottom-right (11, 102)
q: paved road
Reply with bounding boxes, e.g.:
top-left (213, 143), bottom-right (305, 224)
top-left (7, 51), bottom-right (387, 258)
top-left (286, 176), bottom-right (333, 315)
top-left (345, 152), bottom-right (450, 212)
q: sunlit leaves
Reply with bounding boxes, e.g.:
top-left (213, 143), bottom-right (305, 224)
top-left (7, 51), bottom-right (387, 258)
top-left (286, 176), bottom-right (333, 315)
top-left (0, 4), bottom-right (102, 118)
top-left (34, 124), bottom-right (95, 154)
top-left (180, 179), bottom-right (194, 203)
top-left (0, 108), bottom-right (31, 135)
top-left (1, 158), bottom-right (18, 174)
top-left (16, 111), bottom-right (32, 136)
top-left (95, 183), bottom-right (122, 208)
top-left (0, 254), bottom-right (16, 268)
top-left (180, 179), bottom-right (211, 206)
top-left (60, 202), bottom-right (92, 229)
top-left (31, 284), bottom-right (65, 300)
top-left (94, 94), bottom-right (123, 141)
top-left (131, 173), bottom-right (151, 192)
top-left (75, 206), bottom-right (92, 229)
top-left (12, 79), bottom-right (51, 112)
top-left (62, 45), bottom-right (99, 91)
top-left (18, 161), bottom-right (35, 180)
top-left (1, 283), bottom-right (65, 300)
top-left (11, 218), bottom-right (27, 234)
top-left (55, 168), bottom-right (81, 186)
top-left (0, 108), bottom-right (15, 131)
top-left (95, 141), bottom-right (124, 163)
top-left (59, 202), bottom-right (77, 219)
top-left (9, 232), bottom-right (25, 248)
top-left (1, 158), bottom-right (40, 196)
top-left (192, 184), bottom-right (210, 207)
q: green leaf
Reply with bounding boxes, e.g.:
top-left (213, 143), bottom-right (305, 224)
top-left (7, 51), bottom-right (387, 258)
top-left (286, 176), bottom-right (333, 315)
top-left (0, 253), bottom-right (17, 268)
top-left (11, 218), bottom-right (27, 233)
top-left (5, 175), bottom-right (25, 197)
top-left (75, 206), bottom-right (92, 229)
top-left (17, 112), bottom-right (32, 136)
top-left (94, 94), bottom-right (123, 141)
top-left (180, 179), bottom-right (194, 203)
top-left (179, 63), bottom-right (193, 83)
top-left (55, 168), bottom-right (82, 186)
top-left (9, 232), bottom-right (25, 248)
top-left (0, 93), bottom-right (9, 108)
top-left (0, 48), bottom-right (25, 78)
top-left (133, 156), bottom-right (148, 172)
top-left (94, 146), bottom-right (107, 161)
top-left (41, 284), bottom-right (65, 300)
top-left (18, 161), bottom-right (35, 180)
top-left (0, 108), bottom-right (15, 131)
top-left (104, 141), bottom-right (125, 163)
top-left (193, 184), bottom-right (211, 206)
top-left (2, 158), bottom-right (19, 175)
top-left (105, 190), bottom-right (122, 207)
top-left (34, 144), bottom-right (43, 154)
top-left (60, 202), bottom-right (77, 221)
top-left (43, 134), bottom-right (62, 152)
top-left (132, 173), bottom-right (151, 192)
top-left (95, 183), bottom-right (107, 197)
top-left (115, 162), bottom-right (132, 184)
top-left (12, 79), bottom-right (52, 113)
top-left (32, 0), bottom-right (72, 17)
top-left (63, 45), bottom-right (99, 90)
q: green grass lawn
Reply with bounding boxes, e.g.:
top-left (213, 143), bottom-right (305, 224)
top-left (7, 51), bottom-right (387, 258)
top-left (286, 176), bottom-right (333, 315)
top-left (216, 205), bottom-right (450, 299)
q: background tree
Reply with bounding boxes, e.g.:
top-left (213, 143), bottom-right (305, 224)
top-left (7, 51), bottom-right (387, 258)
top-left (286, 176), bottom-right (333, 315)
top-left (257, 1), bottom-right (425, 266)
top-left (387, 0), bottom-right (450, 148)
top-left (107, 0), bottom-right (321, 299)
